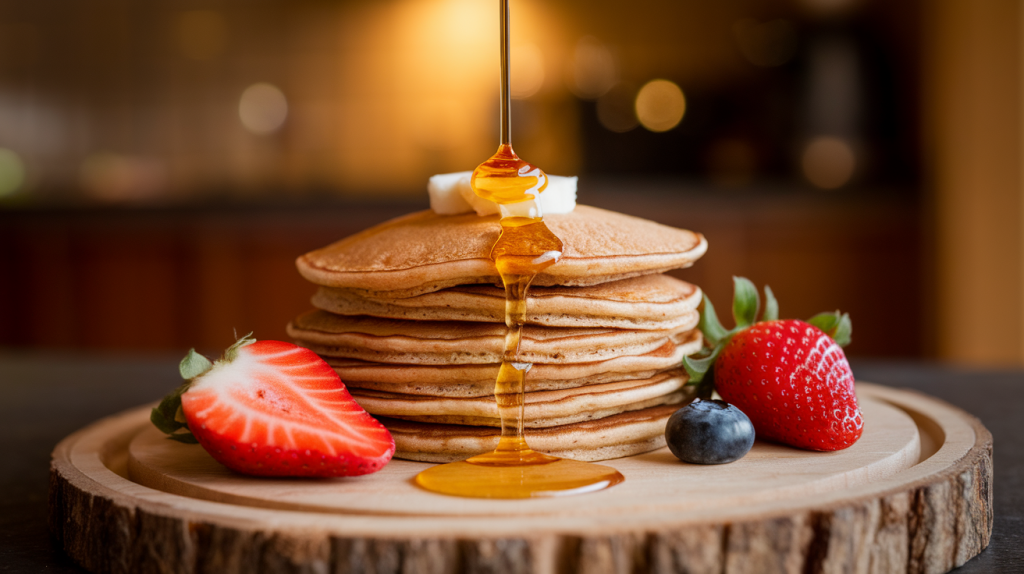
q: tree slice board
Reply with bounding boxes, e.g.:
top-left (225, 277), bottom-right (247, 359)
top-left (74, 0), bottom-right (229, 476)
top-left (50, 383), bottom-right (992, 574)
top-left (124, 395), bottom-right (921, 518)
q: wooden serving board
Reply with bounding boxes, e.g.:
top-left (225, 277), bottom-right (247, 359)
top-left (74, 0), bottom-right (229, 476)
top-left (50, 383), bottom-right (992, 574)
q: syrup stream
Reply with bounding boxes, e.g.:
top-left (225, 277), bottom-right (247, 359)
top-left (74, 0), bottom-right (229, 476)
top-left (413, 0), bottom-right (624, 498)
top-left (499, 0), bottom-right (511, 146)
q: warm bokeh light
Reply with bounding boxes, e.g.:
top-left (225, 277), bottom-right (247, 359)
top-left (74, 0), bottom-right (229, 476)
top-left (335, 0), bottom-right (575, 191)
top-left (733, 19), bottom-right (798, 67)
top-left (176, 10), bottom-right (228, 61)
top-left (635, 80), bottom-right (686, 132)
top-left (239, 83), bottom-right (288, 135)
top-left (801, 136), bottom-right (855, 189)
top-left (566, 36), bottom-right (617, 100)
top-left (0, 148), bottom-right (25, 197)
top-left (370, 0), bottom-right (494, 181)
top-left (0, 0), bottom-right (937, 368)
top-left (511, 43), bottom-right (545, 99)
top-left (596, 84), bottom-right (638, 133)
top-left (0, 0), bottom-right (912, 201)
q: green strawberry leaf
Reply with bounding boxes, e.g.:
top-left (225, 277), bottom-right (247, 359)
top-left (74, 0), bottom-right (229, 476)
top-left (699, 294), bottom-right (729, 346)
top-left (166, 432), bottom-right (200, 444)
top-left (179, 349), bottom-right (213, 381)
top-left (150, 380), bottom-right (189, 433)
top-left (806, 311), bottom-right (852, 347)
top-left (150, 404), bottom-right (181, 434)
top-left (832, 312), bottom-right (852, 347)
top-left (732, 276), bottom-right (759, 329)
top-left (153, 352), bottom-right (202, 441)
top-left (762, 285), bottom-right (779, 322)
top-left (807, 311), bottom-right (840, 333)
top-left (683, 345), bottom-right (723, 383)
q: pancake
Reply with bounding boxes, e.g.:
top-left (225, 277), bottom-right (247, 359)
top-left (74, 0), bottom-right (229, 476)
top-left (352, 370), bottom-right (690, 427)
top-left (382, 402), bottom-right (689, 462)
top-left (328, 331), bottom-right (702, 397)
top-left (287, 310), bottom-right (699, 365)
top-left (312, 274), bottom-right (701, 330)
top-left (296, 205), bottom-right (707, 297)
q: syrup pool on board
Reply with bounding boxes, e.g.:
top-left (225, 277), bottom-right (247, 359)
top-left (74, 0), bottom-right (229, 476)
top-left (413, 0), bottom-right (625, 498)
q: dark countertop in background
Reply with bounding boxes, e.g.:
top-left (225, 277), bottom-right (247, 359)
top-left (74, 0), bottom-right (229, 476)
top-left (1, 353), bottom-right (1021, 573)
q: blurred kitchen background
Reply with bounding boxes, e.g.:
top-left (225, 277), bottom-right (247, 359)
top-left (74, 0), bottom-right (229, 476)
top-left (0, 0), bottom-right (1018, 366)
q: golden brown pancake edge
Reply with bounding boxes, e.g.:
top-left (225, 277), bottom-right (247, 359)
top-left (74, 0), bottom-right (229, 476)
top-left (296, 205), bottom-right (707, 295)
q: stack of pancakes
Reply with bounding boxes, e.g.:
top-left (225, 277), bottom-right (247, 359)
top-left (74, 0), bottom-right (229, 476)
top-left (287, 205), bottom-right (708, 462)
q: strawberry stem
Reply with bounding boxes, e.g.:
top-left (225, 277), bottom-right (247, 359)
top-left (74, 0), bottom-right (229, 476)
top-left (224, 332), bottom-right (257, 362)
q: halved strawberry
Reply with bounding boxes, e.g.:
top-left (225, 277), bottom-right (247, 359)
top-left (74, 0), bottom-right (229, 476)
top-left (151, 334), bottom-right (394, 477)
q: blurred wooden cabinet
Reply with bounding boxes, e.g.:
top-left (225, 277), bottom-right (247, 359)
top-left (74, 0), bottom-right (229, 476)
top-left (0, 189), bottom-right (921, 358)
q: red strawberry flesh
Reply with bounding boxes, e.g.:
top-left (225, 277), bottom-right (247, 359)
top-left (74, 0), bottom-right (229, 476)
top-left (714, 319), bottom-right (863, 451)
top-left (181, 340), bottom-right (394, 477)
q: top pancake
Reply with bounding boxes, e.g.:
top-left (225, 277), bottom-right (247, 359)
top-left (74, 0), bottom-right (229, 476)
top-left (297, 205), bottom-right (707, 297)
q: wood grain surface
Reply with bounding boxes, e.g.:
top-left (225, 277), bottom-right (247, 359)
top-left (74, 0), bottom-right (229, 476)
top-left (49, 383), bottom-right (992, 574)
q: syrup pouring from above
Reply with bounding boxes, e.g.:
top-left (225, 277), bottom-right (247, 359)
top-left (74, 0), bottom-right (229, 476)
top-left (413, 0), bottom-right (625, 498)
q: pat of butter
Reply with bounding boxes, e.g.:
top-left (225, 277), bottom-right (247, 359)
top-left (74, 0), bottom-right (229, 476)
top-left (428, 171), bottom-right (577, 216)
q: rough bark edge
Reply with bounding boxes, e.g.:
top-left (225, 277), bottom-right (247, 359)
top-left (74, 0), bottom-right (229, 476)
top-left (49, 437), bottom-right (992, 574)
top-left (49, 383), bottom-right (995, 574)
top-left (564, 438), bottom-right (993, 574)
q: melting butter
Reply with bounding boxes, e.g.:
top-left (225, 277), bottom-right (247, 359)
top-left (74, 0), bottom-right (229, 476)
top-left (428, 171), bottom-right (578, 216)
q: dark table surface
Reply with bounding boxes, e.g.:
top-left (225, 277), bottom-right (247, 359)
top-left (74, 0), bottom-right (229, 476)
top-left (1, 353), bottom-right (1022, 573)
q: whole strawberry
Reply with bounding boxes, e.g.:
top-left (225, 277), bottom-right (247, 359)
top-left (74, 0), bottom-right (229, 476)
top-left (684, 278), bottom-right (863, 451)
top-left (151, 334), bottom-right (395, 477)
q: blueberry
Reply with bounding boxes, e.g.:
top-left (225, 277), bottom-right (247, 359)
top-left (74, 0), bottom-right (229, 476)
top-left (665, 398), bottom-right (755, 464)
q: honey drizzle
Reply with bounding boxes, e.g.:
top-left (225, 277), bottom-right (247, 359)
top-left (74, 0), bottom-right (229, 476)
top-left (463, 217), bottom-right (561, 467)
top-left (413, 0), bottom-right (624, 498)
